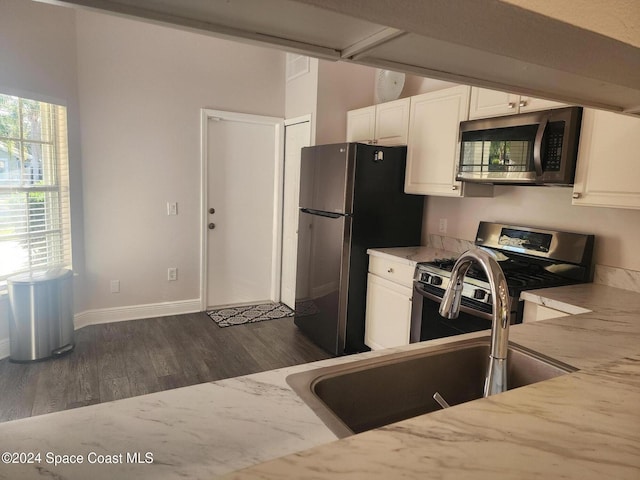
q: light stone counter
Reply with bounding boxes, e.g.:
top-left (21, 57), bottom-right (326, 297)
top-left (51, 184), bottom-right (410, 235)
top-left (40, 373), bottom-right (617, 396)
top-left (366, 246), bottom-right (458, 267)
top-left (1, 277), bottom-right (639, 478)
top-left (220, 282), bottom-right (640, 480)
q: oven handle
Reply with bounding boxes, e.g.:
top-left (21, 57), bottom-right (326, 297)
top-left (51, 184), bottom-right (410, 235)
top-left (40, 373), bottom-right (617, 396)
top-left (413, 282), bottom-right (444, 303)
top-left (533, 115), bottom-right (549, 180)
top-left (413, 282), bottom-right (496, 323)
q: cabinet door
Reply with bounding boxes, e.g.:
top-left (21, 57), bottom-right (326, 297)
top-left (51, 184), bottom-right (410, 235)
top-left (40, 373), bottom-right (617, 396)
top-left (364, 274), bottom-right (413, 350)
top-left (374, 97), bottom-right (410, 145)
top-left (468, 87), bottom-right (519, 119)
top-left (573, 109), bottom-right (640, 210)
top-left (405, 86), bottom-right (470, 196)
top-left (518, 96), bottom-right (566, 112)
top-left (346, 106), bottom-right (376, 143)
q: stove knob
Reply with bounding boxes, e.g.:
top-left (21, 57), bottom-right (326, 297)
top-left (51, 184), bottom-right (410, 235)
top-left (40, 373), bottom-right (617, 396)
top-left (473, 289), bottom-right (487, 301)
top-left (430, 276), bottom-right (443, 286)
top-left (420, 272), bottom-right (431, 283)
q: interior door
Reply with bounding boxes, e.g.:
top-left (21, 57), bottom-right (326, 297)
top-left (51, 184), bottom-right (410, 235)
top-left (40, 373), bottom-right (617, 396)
top-left (206, 113), bottom-right (281, 308)
top-left (281, 118), bottom-right (311, 309)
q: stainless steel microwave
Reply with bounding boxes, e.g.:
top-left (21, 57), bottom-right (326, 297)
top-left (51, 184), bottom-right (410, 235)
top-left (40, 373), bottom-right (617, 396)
top-left (457, 106), bottom-right (583, 185)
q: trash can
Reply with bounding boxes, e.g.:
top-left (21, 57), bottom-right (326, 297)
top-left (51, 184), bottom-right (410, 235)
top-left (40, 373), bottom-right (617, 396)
top-left (7, 268), bottom-right (75, 362)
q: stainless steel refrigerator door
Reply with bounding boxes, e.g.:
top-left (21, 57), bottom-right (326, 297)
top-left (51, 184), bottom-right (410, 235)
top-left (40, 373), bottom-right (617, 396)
top-left (294, 209), bottom-right (352, 355)
top-left (299, 143), bottom-right (355, 215)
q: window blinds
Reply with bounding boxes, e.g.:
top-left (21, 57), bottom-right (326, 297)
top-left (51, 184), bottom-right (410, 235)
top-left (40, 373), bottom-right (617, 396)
top-left (0, 95), bottom-right (72, 284)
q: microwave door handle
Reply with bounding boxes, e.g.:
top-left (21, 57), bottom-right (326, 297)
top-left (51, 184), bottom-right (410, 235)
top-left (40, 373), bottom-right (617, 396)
top-left (533, 116), bottom-right (549, 179)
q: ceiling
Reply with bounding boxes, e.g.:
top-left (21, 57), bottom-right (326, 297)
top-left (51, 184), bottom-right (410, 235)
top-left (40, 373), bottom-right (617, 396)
top-left (39, 0), bottom-right (640, 115)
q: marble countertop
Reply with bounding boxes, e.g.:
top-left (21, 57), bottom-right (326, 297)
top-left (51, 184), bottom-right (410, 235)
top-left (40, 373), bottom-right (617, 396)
top-left (220, 282), bottom-right (640, 479)
top-left (366, 246), bottom-right (458, 266)
top-left (1, 263), bottom-right (639, 478)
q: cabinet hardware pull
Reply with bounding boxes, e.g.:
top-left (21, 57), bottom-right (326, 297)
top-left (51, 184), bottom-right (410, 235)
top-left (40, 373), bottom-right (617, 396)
top-left (519, 100), bottom-right (527, 107)
top-left (572, 192), bottom-right (581, 199)
top-left (387, 268), bottom-right (394, 273)
top-left (508, 102), bottom-right (516, 109)
top-left (209, 207), bottom-right (215, 214)
top-left (208, 223), bottom-right (216, 230)
top-left (452, 185), bottom-right (458, 190)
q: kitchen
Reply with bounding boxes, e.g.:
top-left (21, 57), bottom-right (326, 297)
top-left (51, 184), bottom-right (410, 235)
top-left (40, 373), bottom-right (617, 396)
top-left (0, 0), bottom-right (639, 478)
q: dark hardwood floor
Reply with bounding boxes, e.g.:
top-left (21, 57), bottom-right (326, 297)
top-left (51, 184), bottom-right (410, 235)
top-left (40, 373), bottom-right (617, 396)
top-left (0, 312), bottom-right (332, 423)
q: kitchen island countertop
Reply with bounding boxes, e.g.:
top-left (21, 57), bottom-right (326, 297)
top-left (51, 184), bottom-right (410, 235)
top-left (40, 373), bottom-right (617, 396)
top-left (0, 247), bottom-right (639, 479)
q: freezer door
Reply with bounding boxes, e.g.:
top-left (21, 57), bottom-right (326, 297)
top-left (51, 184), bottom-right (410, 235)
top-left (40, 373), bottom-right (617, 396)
top-left (294, 209), bottom-right (352, 355)
top-left (299, 143), bottom-right (355, 215)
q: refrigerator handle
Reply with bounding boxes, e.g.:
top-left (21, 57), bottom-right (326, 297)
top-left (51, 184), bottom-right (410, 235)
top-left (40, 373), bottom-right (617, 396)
top-left (300, 208), bottom-right (348, 219)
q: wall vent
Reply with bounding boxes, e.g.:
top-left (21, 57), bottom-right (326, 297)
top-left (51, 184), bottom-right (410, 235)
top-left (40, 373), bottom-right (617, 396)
top-left (286, 53), bottom-right (310, 82)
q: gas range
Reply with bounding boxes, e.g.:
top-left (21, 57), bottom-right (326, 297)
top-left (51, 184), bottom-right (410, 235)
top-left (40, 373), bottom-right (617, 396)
top-left (414, 222), bottom-right (595, 322)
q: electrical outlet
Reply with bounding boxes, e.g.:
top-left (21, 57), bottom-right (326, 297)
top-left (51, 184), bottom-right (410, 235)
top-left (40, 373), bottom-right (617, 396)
top-left (438, 218), bottom-right (448, 234)
top-left (110, 280), bottom-right (120, 293)
top-left (168, 268), bottom-right (177, 281)
top-left (167, 202), bottom-right (178, 216)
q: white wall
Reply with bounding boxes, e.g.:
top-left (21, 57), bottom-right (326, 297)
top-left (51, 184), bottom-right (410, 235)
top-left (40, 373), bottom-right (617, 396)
top-left (75, 10), bottom-right (286, 311)
top-left (424, 186), bottom-right (640, 271)
top-left (285, 57), bottom-right (319, 142)
top-left (315, 61), bottom-right (375, 144)
top-left (285, 58), bottom-right (376, 145)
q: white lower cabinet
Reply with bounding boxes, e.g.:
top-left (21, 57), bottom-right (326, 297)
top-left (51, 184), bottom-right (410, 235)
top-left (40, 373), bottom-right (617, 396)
top-left (572, 108), bottom-right (640, 210)
top-left (364, 256), bottom-right (414, 350)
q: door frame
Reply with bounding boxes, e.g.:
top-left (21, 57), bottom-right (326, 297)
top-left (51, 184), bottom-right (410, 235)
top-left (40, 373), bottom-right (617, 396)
top-left (199, 109), bottom-right (285, 311)
top-left (281, 114), bottom-right (312, 308)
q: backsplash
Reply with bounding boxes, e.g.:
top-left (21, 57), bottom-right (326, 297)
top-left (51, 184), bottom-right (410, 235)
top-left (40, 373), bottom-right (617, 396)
top-left (426, 234), bottom-right (640, 294)
top-left (425, 234), bottom-right (474, 254)
top-left (594, 265), bottom-right (640, 294)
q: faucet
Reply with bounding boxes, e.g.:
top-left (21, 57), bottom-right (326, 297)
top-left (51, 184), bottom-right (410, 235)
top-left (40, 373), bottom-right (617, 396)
top-left (438, 248), bottom-right (511, 397)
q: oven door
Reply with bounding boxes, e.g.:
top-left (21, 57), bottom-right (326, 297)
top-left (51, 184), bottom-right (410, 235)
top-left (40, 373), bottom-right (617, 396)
top-left (410, 282), bottom-right (494, 343)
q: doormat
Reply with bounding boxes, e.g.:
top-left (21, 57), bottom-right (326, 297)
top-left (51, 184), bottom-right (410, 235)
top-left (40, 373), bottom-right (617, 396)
top-left (207, 302), bottom-right (294, 327)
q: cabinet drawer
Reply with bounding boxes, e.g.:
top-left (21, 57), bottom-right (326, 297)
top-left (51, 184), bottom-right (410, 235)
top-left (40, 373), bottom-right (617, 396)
top-left (368, 256), bottom-right (415, 288)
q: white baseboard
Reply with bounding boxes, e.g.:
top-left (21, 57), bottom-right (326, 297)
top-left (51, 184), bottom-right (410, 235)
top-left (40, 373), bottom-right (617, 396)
top-left (0, 299), bottom-right (202, 360)
top-left (74, 298), bottom-right (202, 329)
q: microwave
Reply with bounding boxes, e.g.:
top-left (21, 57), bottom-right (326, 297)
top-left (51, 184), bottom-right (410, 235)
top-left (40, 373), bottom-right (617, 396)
top-left (457, 106), bottom-right (583, 185)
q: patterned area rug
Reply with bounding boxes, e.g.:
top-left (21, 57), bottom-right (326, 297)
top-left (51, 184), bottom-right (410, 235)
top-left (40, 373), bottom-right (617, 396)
top-left (207, 302), bottom-right (294, 327)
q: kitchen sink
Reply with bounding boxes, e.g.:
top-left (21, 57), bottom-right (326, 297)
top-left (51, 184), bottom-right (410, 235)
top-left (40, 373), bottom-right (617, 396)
top-left (286, 337), bottom-right (576, 438)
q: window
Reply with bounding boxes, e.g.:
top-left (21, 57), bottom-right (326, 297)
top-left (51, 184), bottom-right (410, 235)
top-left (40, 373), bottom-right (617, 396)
top-left (0, 93), bottom-right (72, 286)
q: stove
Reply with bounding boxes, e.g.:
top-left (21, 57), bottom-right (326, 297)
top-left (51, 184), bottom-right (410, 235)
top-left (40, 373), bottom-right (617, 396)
top-left (411, 222), bottom-right (594, 341)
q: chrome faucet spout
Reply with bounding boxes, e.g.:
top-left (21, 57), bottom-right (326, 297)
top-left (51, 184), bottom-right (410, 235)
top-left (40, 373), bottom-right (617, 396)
top-left (438, 248), bottom-right (511, 397)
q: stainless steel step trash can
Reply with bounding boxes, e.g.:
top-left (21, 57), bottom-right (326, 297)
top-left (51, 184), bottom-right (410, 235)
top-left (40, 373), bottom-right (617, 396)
top-left (7, 268), bottom-right (75, 362)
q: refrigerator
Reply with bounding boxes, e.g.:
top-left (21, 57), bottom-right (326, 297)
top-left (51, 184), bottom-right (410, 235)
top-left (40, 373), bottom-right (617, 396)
top-left (294, 143), bottom-right (423, 356)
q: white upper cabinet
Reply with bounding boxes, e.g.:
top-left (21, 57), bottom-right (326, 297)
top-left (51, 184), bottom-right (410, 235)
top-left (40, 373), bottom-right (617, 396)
top-left (469, 87), bottom-right (565, 119)
top-left (347, 98), bottom-right (410, 146)
top-left (518, 95), bottom-right (566, 113)
top-left (468, 88), bottom-right (520, 119)
top-left (346, 105), bottom-right (376, 143)
top-left (572, 108), bottom-right (640, 210)
top-left (404, 86), bottom-right (492, 197)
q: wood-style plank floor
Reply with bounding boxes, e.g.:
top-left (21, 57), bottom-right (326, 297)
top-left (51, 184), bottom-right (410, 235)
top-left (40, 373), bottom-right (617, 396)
top-left (0, 312), bottom-right (331, 423)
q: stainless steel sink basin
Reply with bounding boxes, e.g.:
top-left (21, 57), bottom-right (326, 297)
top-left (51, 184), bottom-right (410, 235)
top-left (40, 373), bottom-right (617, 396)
top-left (286, 337), bottom-right (576, 438)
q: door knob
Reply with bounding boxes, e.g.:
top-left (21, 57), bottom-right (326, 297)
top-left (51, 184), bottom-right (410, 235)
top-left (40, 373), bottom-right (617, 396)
top-left (208, 223), bottom-right (216, 230)
top-left (209, 208), bottom-right (215, 214)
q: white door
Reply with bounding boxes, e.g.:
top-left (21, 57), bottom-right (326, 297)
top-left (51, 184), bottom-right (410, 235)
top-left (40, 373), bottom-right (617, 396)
top-left (281, 117), bottom-right (311, 309)
top-left (204, 111), bottom-right (284, 308)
